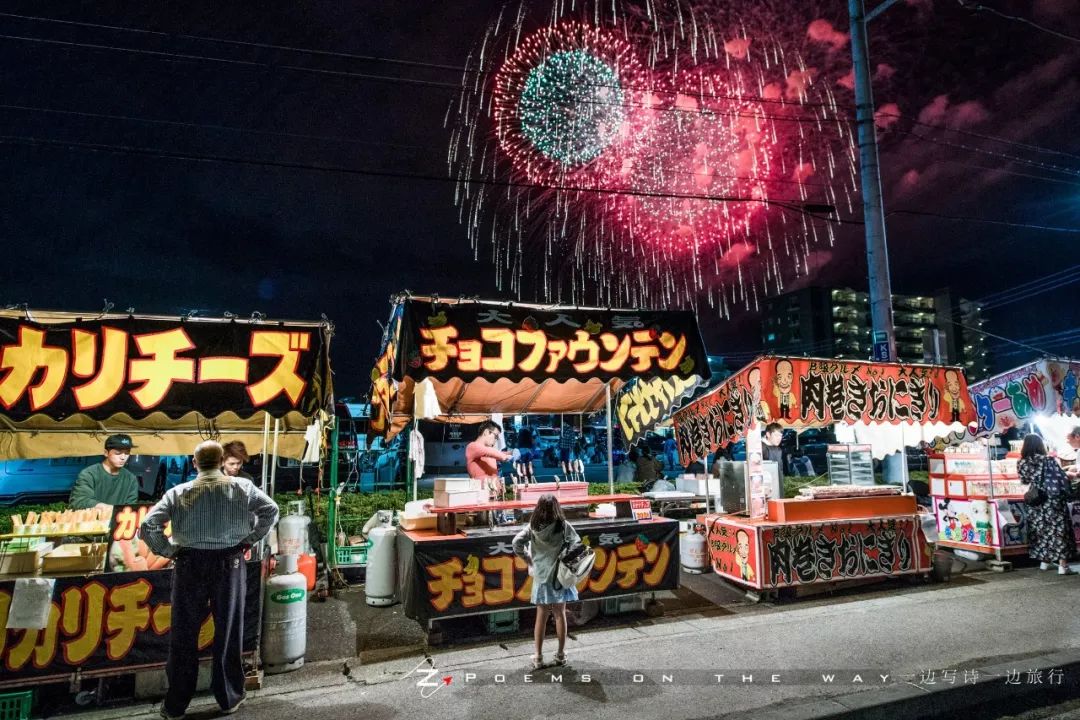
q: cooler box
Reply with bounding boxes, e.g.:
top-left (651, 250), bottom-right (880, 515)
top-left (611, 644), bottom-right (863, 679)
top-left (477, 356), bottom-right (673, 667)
top-left (676, 475), bottom-right (720, 495)
top-left (433, 478), bottom-right (484, 492)
top-left (516, 482), bottom-right (589, 502)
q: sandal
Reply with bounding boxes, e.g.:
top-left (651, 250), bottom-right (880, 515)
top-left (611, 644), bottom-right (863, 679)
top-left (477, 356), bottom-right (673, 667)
top-left (553, 653), bottom-right (567, 666)
top-left (531, 655), bottom-right (545, 670)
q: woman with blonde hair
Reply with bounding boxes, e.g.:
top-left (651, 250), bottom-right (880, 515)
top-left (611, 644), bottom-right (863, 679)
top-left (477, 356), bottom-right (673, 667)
top-left (513, 494), bottom-right (580, 669)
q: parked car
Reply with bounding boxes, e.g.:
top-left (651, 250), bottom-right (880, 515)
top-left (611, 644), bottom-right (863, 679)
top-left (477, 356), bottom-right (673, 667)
top-left (0, 454), bottom-right (190, 506)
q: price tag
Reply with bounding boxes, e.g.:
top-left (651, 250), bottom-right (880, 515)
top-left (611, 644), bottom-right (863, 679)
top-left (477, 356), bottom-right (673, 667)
top-left (630, 498), bottom-right (652, 521)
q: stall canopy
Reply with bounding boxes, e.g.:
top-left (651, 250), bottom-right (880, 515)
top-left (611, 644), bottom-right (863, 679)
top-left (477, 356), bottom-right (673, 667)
top-left (673, 355), bottom-right (977, 463)
top-left (0, 310), bottom-right (333, 459)
top-left (369, 295), bottom-right (710, 438)
top-left (968, 358), bottom-right (1080, 441)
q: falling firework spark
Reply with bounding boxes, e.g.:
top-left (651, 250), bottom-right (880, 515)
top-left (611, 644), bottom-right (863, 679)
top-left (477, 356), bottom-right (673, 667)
top-left (449, 0), bottom-right (864, 313)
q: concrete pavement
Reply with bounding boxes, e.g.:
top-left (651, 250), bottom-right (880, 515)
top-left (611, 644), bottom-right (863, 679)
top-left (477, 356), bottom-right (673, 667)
top-left (57, 563), bottom-right (1080, 720)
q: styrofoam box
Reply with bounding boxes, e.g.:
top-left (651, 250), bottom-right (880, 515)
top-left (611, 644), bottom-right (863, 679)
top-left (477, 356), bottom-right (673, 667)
top-left (399, 514), bottom-right (438, 531)
top-left (516, 482), bottom-right (589, 502)
top-left (676, 476), bottom-right (720, 495)
top-left (434, 478), bottom-right (484, 493)
top-left (433, 489), bottom-right (489, 508)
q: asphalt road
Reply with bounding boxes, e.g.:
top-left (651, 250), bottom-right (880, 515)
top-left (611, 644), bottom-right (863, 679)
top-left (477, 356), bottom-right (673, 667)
top-left (61, 564), bottom-right (1080, 720)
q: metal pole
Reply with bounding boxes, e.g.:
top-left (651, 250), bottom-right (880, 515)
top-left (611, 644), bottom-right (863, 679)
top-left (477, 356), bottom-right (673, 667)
top-left (270, 418), bottom-right (281, 497)
top-left (849, 0), bottom-right (896, 361)
top-left (260, 414), bottom-right (270, 490)
top-left (327, 418), bottom-right (341, 571)
top-left (407, 421), bottom-right (417, 501)
top-left (987, 438), bottom-right (1003, 565)
top-left (605, 382), bottom-right (614, 494)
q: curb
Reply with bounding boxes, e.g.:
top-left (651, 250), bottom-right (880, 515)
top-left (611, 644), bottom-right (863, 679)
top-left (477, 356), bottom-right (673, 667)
top-left (721, 651), bottom-right (1080, 720)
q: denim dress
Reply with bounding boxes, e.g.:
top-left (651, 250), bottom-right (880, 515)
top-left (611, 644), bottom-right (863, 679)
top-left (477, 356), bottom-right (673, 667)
top-left (513, 520), bottom-right (581, 605)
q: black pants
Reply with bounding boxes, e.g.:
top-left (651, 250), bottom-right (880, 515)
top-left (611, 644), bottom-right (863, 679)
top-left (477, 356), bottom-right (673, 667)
top-left (165, 546), bottom-right (246, 714)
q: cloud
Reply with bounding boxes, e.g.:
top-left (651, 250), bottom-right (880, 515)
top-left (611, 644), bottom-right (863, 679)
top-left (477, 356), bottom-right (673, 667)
top-left (837, 69), bottom-right (855, 91)
top-left (898, 169), bottom-right (921, 196)
top-left (807, 19), bottom-right (849, 51)
top-left (875, 63), bottom-right (896, 81)
top-left (723, 38), bottom-right (751, 60)
top-left (875, 103), bottom-right (901, 129)
top-left (785, 69), bottom-right (819, 101)
top-left (718, 242), bottom-right (756, 270)
top-left (916, 94), bottom-right (989, 128)
top-left (792, 162), bottom-right (816, 183)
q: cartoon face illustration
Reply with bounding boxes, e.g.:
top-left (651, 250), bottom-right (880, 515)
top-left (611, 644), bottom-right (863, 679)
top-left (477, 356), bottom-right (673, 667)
top-left (775, 360), bottom-right (794, 394)
top-left (748, 367), bottom-right (762, 394)
top-left (945, 370), bottom-right (961, 398)
top-left (736, 529), bottom-right (750, 563)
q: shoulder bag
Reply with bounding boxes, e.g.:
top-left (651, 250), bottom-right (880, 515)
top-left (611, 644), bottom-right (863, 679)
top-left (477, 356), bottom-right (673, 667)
top-left (1023, 462), bottom-right (1048, 507)
top-left (553, 536), bottom-right (596, 590)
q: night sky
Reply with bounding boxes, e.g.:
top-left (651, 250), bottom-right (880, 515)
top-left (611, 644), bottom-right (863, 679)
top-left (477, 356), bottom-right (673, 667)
top-left (0, 0), bottom-right (1077, 397)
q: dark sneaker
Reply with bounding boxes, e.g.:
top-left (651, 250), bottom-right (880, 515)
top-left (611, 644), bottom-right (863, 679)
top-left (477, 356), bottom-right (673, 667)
top-left (160, 707), bottom-right (185, 720)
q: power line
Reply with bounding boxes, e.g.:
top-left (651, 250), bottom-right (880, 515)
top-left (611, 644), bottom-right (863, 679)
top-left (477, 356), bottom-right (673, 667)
top-left (976, 265), bottom-right (1080, 308)
top-left (0, 132), bottom-right (861, 226)
top-left (886, 209), bottom-right (1080, 234)
top-left (958, 1), bottom-right (1080, 44)
top-left (5, 10), bottom-right (1078, 166)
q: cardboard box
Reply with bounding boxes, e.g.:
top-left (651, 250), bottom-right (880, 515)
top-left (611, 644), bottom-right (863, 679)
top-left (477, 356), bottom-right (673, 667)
top-left (0, 541), bottom-right (53, 575)
top-left (42, 543), bottom-right (107, 573)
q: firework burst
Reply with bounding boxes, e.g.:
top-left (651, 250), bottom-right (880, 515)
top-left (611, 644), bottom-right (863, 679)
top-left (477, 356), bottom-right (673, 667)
top-left (449, 0), bottom-right (861, 315)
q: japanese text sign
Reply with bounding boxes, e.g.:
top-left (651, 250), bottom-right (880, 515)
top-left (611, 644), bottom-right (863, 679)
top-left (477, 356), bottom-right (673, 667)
top-left (406, 520), bottom-right (679, 621)
top-left (968, 359), bottom-right (1080, 435)
top-left (391, 300), bottom-right (709, 384)
top-left (616, 375), bottom-right (701, 447)
top-left (0, 563), bottom-right (260, 682)
top-left (674, 357), bottom-right (974, 465)
top-left (0, 317), bottom-right (331, 421)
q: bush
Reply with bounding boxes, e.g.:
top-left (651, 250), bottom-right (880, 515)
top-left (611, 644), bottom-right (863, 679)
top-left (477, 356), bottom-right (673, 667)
top-left (0, 502), bottom-right (70, 535)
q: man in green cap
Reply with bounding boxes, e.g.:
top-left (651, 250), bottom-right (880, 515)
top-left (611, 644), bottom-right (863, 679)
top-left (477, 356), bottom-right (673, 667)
top-left (69, 434), bottom-right (140, 510)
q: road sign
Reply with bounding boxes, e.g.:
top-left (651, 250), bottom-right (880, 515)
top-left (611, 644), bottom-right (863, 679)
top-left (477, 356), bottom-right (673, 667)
top-left (872, 341), bottom-right (890, 362)
top-left (873, 331), bottom-right (888, 344)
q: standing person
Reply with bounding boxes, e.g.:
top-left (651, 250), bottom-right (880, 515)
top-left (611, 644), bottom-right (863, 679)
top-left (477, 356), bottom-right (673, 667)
top-left (69, 434), bottom-right (139, 510)
top-left (762, 423), bottom-right (786, 471)
top-left (221, 441), bottom-right (255, 481)
top-left (1063, 426), bottom-right (1080, 480)
top-left (558, 423), bottom-right (576, 466)
top-left (517, 425), bottom-right (536, 464)
top-left (141, 441), bottom-right (280, 719)
top-left (1018, 434), bottom-right (1076, 576)
top-left (633, 446), bottom-right (663, 487)
top-left (512, 494), bottom-right (579, 670)
top-left (662, 435), bottom-right (677, 471)
top-left (466, 421), bottom-right (515, 479)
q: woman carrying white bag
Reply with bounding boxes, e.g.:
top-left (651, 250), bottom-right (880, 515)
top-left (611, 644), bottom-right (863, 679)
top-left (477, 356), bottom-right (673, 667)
top-left (513, 494), bottom-right (594, 670)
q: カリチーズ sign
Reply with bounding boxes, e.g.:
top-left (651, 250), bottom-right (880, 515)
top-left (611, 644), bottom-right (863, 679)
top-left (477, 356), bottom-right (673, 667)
top-left (0, 317), bottom-right (331, 421)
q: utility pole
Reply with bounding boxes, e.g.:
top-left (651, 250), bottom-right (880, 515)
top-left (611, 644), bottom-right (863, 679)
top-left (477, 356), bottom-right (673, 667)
top-left (849, 0), bottom-right (898, 361)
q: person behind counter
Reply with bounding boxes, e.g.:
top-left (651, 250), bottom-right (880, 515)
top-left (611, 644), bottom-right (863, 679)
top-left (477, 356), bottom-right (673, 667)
top-left (221, 441), bottom-right (255, 481)
top-left (466, 420), bottom-right (515, 478)
top-left (762, 423), bottom-right (785, 467)
top-left (1064, 426), bottom-right (1080, 480)
top-left (69, 434), bottom-right (139, 510)
top-left (140, 440), bottom-right (280, 719)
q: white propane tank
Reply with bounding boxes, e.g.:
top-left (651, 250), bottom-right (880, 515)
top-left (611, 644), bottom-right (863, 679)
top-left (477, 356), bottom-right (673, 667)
top-left (263, 554), bottom-right (307, 674)
top-left (365, 523), bottom-right (398, 607)
top-left (682, 525), bottom-right (708, 574)
top-left (278, 501), bottom-right (311, 556)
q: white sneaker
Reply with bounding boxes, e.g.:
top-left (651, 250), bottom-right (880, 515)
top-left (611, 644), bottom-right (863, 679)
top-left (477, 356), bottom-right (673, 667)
top-left (1059, 566), bottom-right (1077, 576)
top-left (1040, 562), bottom-right (1052, 571)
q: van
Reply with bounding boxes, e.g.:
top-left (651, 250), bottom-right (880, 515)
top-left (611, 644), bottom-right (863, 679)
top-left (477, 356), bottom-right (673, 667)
top-left (0, 454), bottom-right (190, 506)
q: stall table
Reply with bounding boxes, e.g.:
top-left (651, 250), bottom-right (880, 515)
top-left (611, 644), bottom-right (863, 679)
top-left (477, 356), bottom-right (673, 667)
top-left (929, 452), bottom-right (1029, 557)
top-left (397, 495), bottom-right (680, 638)
top-left (700, 492), bottom-right (933, 594)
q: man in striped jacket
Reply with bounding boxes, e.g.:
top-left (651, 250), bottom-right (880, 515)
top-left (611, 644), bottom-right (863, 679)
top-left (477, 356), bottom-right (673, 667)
top-left (141, 440), bottom-right (279, 719)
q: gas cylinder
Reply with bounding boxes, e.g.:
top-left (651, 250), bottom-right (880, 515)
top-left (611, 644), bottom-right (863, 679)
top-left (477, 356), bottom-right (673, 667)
top-left (682, 525), bottom-right (708, 574)
top-left (297, 553), bottom-right (317, 592)
top-left (263, 554), bottom-right (307, 673)
top-left (278, 501), bottom-right (311, 556)
top-left (365, 523), bottom-right (398, 607)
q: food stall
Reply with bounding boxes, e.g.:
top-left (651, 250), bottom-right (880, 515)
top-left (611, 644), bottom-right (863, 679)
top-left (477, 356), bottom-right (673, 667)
top-left (364, 294), bottom-right (709, 636)
top-left (0, 309), bottom-right (332, 690)
top-left (672, 356), bottom-right (976, 596)
top-left (938, 358), bottom-right (1080, 559)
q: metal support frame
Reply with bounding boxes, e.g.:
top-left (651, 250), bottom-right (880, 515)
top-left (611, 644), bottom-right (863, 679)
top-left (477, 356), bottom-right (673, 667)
top-left (605, 382), bottom-right (615, 494)
top-left (326, 418), bottom-right (341, 571)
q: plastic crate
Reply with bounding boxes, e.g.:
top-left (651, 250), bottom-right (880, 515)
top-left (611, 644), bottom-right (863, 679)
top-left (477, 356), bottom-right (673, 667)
top-left (601, 595), bottom-right (644, 615)
top-left (484, 610), bottom-right (519, 634)
top-left (335, 541), bottom-right (370, 567)
top-left (0, 690), bottom-right (32, 720)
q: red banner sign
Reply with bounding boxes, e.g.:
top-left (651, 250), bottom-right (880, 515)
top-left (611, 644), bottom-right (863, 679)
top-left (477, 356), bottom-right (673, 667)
top-left (675, 357), bottom-right (974, 464)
